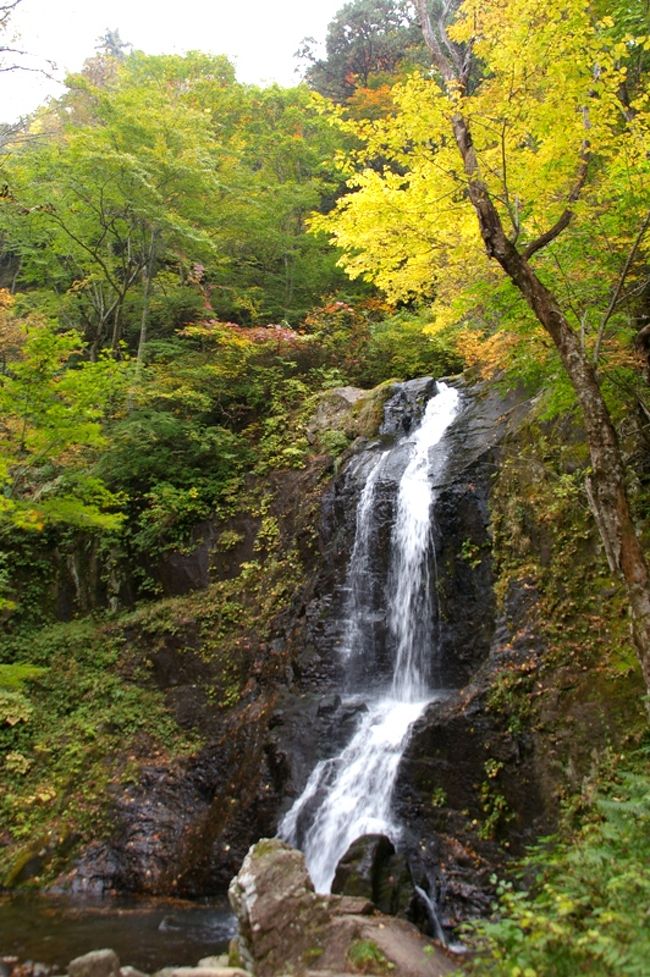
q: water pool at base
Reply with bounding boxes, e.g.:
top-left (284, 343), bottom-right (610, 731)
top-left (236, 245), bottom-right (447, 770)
top-left (0, 893), bottom-right (236, 971)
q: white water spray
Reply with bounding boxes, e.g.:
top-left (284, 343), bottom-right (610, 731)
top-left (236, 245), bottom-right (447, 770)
top-left (279, 382), bottom-right (460, 892)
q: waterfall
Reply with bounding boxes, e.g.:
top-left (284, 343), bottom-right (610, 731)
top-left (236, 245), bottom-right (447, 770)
top-left (339, 451), bottom-right (387, 665)
top-left (279, 381), bottom-right (461, 893)
top-left (388, 389), bottom-right (457, 700)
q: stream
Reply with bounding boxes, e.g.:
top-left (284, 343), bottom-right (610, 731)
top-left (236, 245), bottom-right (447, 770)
top-left (0, 894), bottom-right (235, 972)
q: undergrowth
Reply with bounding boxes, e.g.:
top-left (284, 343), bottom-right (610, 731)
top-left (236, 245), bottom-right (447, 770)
top-left (462, 749), bottom-right (650, 977)
top-left (0, 479), bottom-right (310, 885)
top-left (0, 617), bottom-right (199, 884)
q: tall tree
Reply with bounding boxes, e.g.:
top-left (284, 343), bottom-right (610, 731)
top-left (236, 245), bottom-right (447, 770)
top-left (0, 53), bottom-right (233, 355)
top-left (95, 28), bottom-right (131, 60)
top-left (298, 0), bottom-right (426, 101)
top-left (0, 294), bottom-right (127, 532)
top-left (0, 51), bottom-right (354, 339)
top-left (315, 0), bottom-right (650, 694)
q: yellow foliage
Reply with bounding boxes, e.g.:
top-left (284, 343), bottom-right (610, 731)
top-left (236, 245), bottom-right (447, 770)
top-left (313, 0), bottom-right (650, 363)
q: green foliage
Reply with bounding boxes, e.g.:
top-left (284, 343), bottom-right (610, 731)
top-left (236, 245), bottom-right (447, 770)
top-left (0, 41), bottom-right (471, 616)
top-left (430, 786), bottom-right (447, 808)
top-left (466, 755), bottom-right (650, 977)
top-left (99, 406), bottom-right (246, 556)
top-left (302, 300), bottom-right (463, 387)
top-left (460, 537), bottom-right (483, 570)
top-left (474, 758), bottom-right (514, 840)
top-left (0, 617), bottom-right (196, 876)
top-left (318, 429), bottom-right (351, 457)
top-left (362, 309), bottom-right (463, 385)
top-left (253, 373), bottom-right (312, 473)
top-left (0, 315), bottom-right (128, 533)
top-left (0, 664), bottom-right (47, 689)
top-left (486, 663), bottom-right (534, 736)
top-left (299, 0), bottom-right (427, 102)
top-left (348, 938), bottom-right (395, 973)
top-left (0, 54), bottom-right (358, 344)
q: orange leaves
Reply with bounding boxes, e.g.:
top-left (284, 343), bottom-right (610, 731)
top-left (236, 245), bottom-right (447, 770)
top-left (346, 83), bottom-right (396, 121)
top-left (455, 328), bottom-right (521, 378)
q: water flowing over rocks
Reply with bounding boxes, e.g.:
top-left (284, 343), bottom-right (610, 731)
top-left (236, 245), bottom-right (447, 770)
top-left (278, 382), bottom-right (462, 892)
top-left (50, 375), bottom-right (535, 936)
top-left (272, 377), bottom-right (529, 920)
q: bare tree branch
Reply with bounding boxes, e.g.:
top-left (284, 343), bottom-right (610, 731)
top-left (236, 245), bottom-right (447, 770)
top-left (0, 1), bottom-right (23, 24)
top-left (593, 208), bottom-right (650, 364)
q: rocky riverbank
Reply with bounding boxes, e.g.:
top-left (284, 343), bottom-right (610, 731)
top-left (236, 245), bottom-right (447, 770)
top-left (3, 840), bottom-right (461, 977)
top-left (1, 951), bottom-right (248, 977)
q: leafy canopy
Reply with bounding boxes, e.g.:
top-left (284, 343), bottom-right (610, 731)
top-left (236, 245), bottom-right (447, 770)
top-left (0, 295), bottom-right (128, 533)
top-left (313, 0), bottom-right (650, 400)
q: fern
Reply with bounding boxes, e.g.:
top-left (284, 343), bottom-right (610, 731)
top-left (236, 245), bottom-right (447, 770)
top-left (465, 752), bottom-right (650, 977)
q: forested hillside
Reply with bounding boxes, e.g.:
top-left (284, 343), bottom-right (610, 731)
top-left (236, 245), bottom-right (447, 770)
top-left (0, 1), bottom-right (649, 975)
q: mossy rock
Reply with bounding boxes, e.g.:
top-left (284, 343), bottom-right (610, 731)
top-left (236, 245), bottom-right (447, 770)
top-left (306, 380), bottom-right (399, 449)
top-left (3, 831), bottom-right (78, 887)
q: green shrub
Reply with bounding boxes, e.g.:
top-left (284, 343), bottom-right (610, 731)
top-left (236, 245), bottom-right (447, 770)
top-left (466, 753), bottom-right (650, 977)
top-left (348, 938), bottom-right (394, 973)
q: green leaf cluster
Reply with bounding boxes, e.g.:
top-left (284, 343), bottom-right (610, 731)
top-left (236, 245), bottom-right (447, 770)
top-left (466, 753), bottom-right (650, 977)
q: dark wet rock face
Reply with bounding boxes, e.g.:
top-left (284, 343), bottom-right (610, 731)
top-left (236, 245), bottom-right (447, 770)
top-left (380, 376), bottom-right (438, 437)
top-left (331, 834), bottom-right (413, 918)
top-left (67, 700), bottom-right (283, 896)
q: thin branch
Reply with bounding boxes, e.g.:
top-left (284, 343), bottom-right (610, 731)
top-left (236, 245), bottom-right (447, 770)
top-left (44, 209), bottom-right (121, 293)
top-left (615, 279), bottom-right (649, 308)
top-left (548, 247), bottom-right (585, 329)
top-left (0, 1), bottom-right (22, 26)
top-left (593, 208), bottom-right (650, 364)
top-left (522, 157), bottom-right (590, 260)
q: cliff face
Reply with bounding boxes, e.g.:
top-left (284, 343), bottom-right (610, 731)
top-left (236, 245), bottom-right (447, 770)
top-left (4, 376), bottom-right (644, 935)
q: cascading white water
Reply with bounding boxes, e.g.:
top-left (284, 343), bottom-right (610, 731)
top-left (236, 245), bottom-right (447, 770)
top-left (279, 382), bottom-right (460, 893)
top-left (389, 389), bottom-right (457, 700)
top-left (339, 451), bottom-right (387, 663)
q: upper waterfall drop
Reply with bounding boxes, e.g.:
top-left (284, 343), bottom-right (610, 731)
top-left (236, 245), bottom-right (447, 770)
top-left (279, 380), bottom-right (462, 893)
top-left (388, 383), bottom-right (460, 700)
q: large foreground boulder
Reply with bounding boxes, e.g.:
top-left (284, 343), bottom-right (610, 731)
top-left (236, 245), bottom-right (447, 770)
top-left (228, 839), bottom-right (455, 977)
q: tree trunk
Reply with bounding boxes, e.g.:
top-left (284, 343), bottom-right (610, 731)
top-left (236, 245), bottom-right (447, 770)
top-left (135, 227), bottom-right (158, 375)
top-left (456, 117), bottom-right (650, 693)
top-left (414, 1), bottom-right (650, 694)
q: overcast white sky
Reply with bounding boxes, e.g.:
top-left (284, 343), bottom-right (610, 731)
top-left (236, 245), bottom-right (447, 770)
top-left (0, 0), bottom-right (345, 120)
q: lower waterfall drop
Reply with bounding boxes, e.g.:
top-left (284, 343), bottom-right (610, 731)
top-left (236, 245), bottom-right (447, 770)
top-left (279, 381), bottom-right (461, 893)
